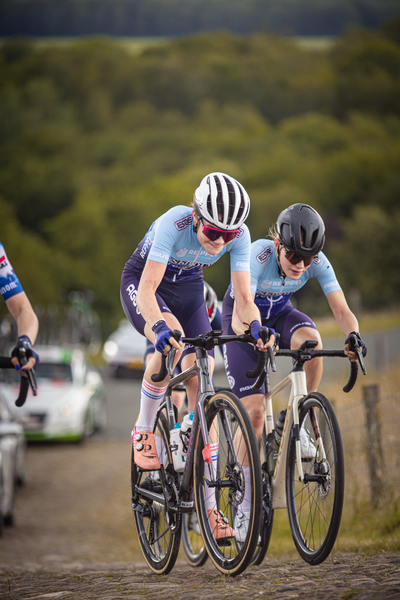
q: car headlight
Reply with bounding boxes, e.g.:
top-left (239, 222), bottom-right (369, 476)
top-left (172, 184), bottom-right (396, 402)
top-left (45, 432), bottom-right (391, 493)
top-left (103, 341), bottom-right (118, 359)
top-left (59, 404), bottom-right (74, 417)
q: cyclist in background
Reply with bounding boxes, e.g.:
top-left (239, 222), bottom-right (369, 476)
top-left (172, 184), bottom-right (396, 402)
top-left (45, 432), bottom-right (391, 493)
top-left (0, 241), bottom-right (39, 371)
top-left (222, 203), bottom-right (367, 540)
top-left (120, 172), bottom-right (272, 540)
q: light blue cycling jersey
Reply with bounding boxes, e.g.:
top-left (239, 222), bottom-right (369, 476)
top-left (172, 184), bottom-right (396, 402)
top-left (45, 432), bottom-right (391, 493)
top-left (125, 206), bottom-right (251, 282)
top-left (228, 239), bottom-right (341, 319)
top-left (0, 242), bottom-right (23, 301)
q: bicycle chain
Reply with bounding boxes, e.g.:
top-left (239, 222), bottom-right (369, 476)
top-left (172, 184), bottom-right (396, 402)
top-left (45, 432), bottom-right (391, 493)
top-left (262, 465), bottom-right (273, 529)
top-left (165, 473), bottom-right (181, 533)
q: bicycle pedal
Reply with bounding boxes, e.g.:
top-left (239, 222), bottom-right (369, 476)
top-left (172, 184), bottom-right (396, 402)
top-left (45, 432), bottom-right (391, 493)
top-left (217, 538), bottom-right (233, 547)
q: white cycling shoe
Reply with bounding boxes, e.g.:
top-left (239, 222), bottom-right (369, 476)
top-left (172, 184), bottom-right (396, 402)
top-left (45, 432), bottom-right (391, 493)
top-left (233, 511), bottom-right (250, 543)
top-left (300, 425), bottom-right (318, 459)
top-left (234, 510), bottom-right (262, 544)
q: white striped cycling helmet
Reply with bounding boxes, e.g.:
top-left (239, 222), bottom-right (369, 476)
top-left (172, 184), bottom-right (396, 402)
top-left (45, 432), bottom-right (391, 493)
top-left (194, 172), bottom-right (250, 230)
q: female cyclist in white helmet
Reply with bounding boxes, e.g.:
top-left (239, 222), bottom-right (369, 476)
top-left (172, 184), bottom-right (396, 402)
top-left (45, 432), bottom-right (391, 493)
top-left (120, 172), bottom-right (272, 540)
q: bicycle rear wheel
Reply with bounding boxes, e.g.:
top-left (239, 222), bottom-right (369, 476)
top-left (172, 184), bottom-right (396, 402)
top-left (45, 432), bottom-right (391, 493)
top-left (194, 391), bottom-right (262, 576)
top-left (131, 412), bottom-right (181, 574)
top-left (286, 392), bottom-right (344, 565)
top-left (181, 511), bottom-right (208, 567)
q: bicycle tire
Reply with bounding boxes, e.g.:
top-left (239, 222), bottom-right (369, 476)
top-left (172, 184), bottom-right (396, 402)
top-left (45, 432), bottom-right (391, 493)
top-left (250, 428), bottom-right (274, 566)
top-left (194, 390), bottom-right (262, 576)
top-left (181, 511), bottom-right (208, 567)
top-left (131, 411), bottom-right (181, 574)
top-left (286, 392), bottom-right (345, 565)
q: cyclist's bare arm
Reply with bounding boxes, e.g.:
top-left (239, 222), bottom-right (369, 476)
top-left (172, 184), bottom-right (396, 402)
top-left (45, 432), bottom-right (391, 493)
top-left (326, 290), bottom-right (361, 361)
top-left (6, 292), bottom-right (39, 370)
top-left (136, 259), bottom-right (182, 351)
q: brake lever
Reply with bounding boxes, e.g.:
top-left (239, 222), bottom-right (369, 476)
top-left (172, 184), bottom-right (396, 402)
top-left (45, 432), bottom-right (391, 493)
top-left (264, 328), bottom-right (277, 373)
top-left (151, 329), bottom-right (182, 383)
top-left (349, 333), bottom-right (367, 376)
top-left (18, 344), bottom-right (38, 397)
top-left (354, 345), bottom-right (367, 376)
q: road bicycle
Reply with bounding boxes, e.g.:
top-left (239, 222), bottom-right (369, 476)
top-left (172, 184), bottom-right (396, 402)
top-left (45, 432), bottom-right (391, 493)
top-left (248, 333), bottom-right (367, 566)
top-left (130, 328), bottom-right (273, 576)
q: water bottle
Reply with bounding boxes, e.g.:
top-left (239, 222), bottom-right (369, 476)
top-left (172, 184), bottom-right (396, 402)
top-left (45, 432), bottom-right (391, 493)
top-left (170, 423), bottom-right (185, 472)
top-left (274, 409), bottom-right (287, 445)
top-left (180, 411), bottom-right (194, 458)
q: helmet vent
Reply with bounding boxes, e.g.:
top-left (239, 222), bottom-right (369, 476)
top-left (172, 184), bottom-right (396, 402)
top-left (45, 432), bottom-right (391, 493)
top-left (215, 177), bottom-right (225, 222)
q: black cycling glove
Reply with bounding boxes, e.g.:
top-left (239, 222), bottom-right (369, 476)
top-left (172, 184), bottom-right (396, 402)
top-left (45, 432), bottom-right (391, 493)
top-left (345, 332), bottom-right (367, 357)
top-left (11, 335), bottom-right (40, 369)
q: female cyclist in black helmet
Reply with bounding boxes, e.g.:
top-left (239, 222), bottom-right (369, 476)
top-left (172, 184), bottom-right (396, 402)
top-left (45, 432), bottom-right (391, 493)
top-left (222, 203), bottom-right (366, 539)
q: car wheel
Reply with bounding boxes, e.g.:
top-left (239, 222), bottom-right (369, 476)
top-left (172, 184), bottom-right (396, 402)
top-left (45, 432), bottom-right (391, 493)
top-left (84, 407), bottom-right (95, 438)
top-left (16, 446), bottom-right (27, 487)
top-left (2, 468), bottom-right (15, 527)
top-left (95, 399), bottom-right (107, 431)
top-left (0, 474), bottom-right (4, 537)
top-left (3, 487), bottom-right (15, 527)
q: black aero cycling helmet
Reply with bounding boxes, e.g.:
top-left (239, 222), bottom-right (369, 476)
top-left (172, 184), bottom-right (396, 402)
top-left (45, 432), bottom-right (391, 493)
top-left (277, 204), bottom-right (325, 256)
top-left (194, 172), bottom-right (250, 231)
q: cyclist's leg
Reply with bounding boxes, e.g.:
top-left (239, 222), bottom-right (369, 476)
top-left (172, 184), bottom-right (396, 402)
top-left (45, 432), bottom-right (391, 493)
top-left (121, 275), bottom-right (184, 469)
top-left (144, 339), bottom-right (187, 415)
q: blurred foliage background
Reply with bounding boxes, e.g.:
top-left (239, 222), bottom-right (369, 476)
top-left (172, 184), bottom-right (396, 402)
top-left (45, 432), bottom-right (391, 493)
top-left (1, 18), bottom-right (400, 336)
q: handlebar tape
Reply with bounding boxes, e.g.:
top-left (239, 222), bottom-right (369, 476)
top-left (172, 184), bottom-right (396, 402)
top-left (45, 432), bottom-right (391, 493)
top-left (343, 361), bottom-right (359, 393)
top-left (246, 349), bottom-right (267, 379)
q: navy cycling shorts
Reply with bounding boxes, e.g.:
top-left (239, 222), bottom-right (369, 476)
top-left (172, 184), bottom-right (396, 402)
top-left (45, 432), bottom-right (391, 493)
top-left (221, 290), bottom-right (317, 398)
top-left (120, 270), bottom-right (214, 359)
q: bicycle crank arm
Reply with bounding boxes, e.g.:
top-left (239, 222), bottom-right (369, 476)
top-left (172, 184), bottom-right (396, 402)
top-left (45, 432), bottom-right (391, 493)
top-left (134, 486), bottom-right (166, 506)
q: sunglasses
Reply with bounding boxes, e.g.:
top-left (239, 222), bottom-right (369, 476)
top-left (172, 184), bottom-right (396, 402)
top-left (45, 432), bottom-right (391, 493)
top-left (282, 246), bottom-right (316, 266)
top-left (200, 219), bottom-right (240, 244)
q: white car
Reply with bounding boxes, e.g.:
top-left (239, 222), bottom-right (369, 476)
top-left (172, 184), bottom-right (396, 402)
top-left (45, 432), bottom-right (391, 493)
top-left (0, 390), bottom-right (26, 532)
top-left (0, 346), bottom-right (107, 442)
top-left (103, 319), bottom-right (147, 378)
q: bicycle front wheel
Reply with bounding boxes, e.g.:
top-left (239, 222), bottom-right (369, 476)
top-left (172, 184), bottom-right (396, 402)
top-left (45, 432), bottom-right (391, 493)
top-left (286, 392), bottom-right (345, 565)
top-left (194, 391), bottom-right (262, 576)
top-left (131, 412), bottom-right (181, 574)
top-left (181, 511), bottom-right (208, 567)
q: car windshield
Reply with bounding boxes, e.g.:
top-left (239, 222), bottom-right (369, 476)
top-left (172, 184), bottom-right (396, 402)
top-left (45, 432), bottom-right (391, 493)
top-left (36, 362), bottom-right (73, 381)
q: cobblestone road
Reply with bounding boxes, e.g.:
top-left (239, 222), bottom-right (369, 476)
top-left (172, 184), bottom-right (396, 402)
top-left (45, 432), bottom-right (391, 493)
top-left (2, 553), bottom-right (400, 600)
top-left (1, 440), bottom-right (399, 600)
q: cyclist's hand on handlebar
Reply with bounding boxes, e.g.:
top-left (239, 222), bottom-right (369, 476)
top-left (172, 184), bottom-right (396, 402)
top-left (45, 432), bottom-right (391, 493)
top-left (250, 321), bottom-right (276, 351)
top-left (11, 336), bottom-right (39, 374)
top-left (152, 320), bottom-right (182, 354)
top-left (344, 331), bottom-right (367, 363)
